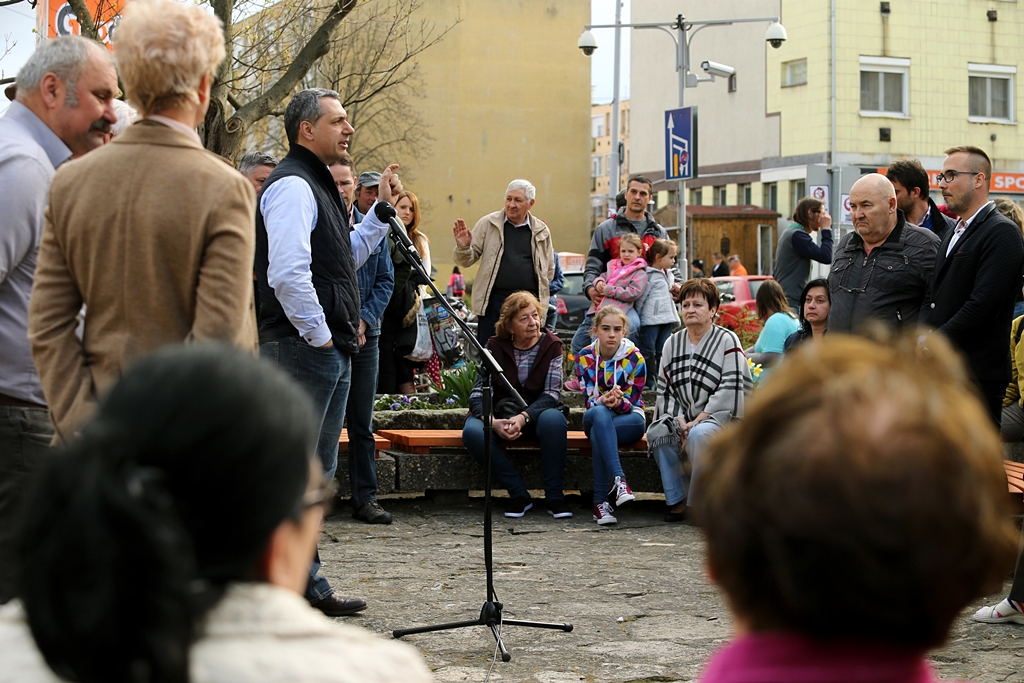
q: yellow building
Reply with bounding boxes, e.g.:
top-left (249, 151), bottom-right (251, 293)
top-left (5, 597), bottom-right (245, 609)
top-left (631, 0), bottom-right (1024, 250)
top-left (590, 100), bottom-right (630, 229)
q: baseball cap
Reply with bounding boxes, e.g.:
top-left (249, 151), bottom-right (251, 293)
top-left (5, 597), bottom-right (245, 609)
top-left (357, 171), bottom-right (381, 187)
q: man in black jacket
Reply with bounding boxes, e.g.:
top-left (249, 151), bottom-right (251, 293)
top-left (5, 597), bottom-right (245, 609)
top-left (922, 145), bottom-right (1024, 425)
top-left (886, 158), bottom-right (956, 240)
top-left (828, 174), bottom-right (939, 334)
top-left (255, 88), bottom-right (402, 615)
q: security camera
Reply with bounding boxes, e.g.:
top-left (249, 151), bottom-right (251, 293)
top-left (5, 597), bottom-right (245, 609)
top-left (578, 29), bottom-right (598, 56)
top-left (765, 21), bottom-right (787, 49)
top-left (701, 60), bottom-right (736, 78)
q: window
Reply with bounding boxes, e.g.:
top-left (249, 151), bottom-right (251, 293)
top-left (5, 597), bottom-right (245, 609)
top-left (763, 182), bottom-right (777, 211)
top-left (969, 64), bottom-right (1015, 122)
top-left (739, 183), bottom-right (752, 205)
top-left (859, 56), bottom-right (909, 117)
top-left (591, 115), bottom-right (604, 138)
top-left (690, 187), bottom-right (703, 205)
top-left (591, 155), bottom-right (602, 178)
top-left (714, 186), bottom-right (727, 206)
top-left (782, 59), bottom-right (807, 87)
top-left (791, 180), bottom-right (806, 210)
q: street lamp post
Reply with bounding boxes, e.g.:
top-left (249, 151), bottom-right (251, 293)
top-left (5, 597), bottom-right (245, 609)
top-left (580, 15), bottom-right (787, 276)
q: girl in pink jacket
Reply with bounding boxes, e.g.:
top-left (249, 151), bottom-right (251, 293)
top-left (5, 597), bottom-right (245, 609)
top-left (587, 232), bottom-right (648, 334)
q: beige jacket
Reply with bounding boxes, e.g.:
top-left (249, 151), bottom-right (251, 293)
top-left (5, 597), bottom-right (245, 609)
top-left (28, 121), bottom-right (258, 439)
top-left (453, 209), bottom-right (555, 321)
top-left (0, 583), bottom-right (433, 683)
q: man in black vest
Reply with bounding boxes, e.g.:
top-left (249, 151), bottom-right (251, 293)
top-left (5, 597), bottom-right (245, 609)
top-left (255, 88), bottom-right (401, 616)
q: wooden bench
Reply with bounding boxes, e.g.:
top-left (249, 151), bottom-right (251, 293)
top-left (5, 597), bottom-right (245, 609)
top-left (337, 429), bottom-right (390, 455)
top-left (377, 429), bottom-right (646, 457)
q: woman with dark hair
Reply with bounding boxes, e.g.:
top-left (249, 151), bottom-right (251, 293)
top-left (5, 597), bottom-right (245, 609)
top-left (462, 291), bottom-right (570, 519)
top-left (695, 334), bottom-right (1017, 682)
top-left (648, 279), bottom-right (752, 523)
top-left (0, 345), bottom-right (430, 683)
top-left (745, 279), bottom-right (798, 370)
top-left (784, 278), bottom-right (830, 352)
top-left (773, 196), bottom-right (834, 309)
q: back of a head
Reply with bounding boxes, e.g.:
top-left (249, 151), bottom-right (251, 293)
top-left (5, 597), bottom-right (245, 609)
top-left (755, 279), bottom-right (790, 319)
top-left (17, 344), bottom-right (317, 683)
top-left (696, 333), bottom-right (1016, 650)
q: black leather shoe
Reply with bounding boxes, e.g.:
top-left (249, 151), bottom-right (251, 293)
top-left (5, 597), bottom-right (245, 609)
top-left (353, 500), bottom-right (392, 525)
top-left (311, 594), bottom-right (367, 617)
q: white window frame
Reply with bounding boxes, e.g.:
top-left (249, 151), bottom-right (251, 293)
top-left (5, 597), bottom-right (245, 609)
top-left (859, 56), bottom-right (910, 119)
top-left (968, 63), bottom-right (1016, 124)
top-left (591, 115), bottom-right (604, 138)
top-left (591, 155), bottom-right (602, 178)
top-left (782, 58), bottom-right (807, 88)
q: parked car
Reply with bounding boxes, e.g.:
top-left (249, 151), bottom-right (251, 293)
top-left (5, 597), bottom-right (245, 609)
top-left (554, 271), bottom-right (589, 333)
top-left (710, 275), bottom-right (773, 328)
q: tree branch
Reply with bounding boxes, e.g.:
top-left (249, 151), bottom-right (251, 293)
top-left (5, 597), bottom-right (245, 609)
top-left (66, 0), bottom-right (98, 41)
top-left (233, 0), bottom-right (358, 127)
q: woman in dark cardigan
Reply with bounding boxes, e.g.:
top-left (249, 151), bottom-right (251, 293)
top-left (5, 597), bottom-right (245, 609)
top-left (462, 291), bottom-right (570, 519)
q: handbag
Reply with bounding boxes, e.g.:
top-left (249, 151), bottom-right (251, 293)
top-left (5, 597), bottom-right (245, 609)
top-left (406, 304), bottom-right (433, 362)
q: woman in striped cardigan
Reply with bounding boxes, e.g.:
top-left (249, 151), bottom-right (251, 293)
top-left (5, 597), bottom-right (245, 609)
top-left (648, 279), bottom-right (752, 523)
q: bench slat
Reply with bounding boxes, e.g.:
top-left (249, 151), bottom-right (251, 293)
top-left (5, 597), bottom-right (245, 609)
top-left (338, 430), bottom-right (390, 453)
top-left (377, 429), bottom-right (646, 455)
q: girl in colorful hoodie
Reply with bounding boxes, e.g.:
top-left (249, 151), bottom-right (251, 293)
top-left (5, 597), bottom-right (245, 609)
top-left (588, 232), bottom-right (648, 337)
top-left (575, 306), bottom-right (647, 525)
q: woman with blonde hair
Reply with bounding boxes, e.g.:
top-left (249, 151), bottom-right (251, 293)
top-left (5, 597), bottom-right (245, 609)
top-left (461, 291), bottom-right (570, 519)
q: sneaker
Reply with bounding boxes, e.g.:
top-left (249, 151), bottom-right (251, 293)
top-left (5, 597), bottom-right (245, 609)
top-left (352, 500), bottom-right (392, 525)
top-left (973, 599), bottom-right (1024, 624)
top-left (504, 496), bottom-right (533, 518)
top-left (546, 498), bottom-right (573, 519)
top-left (610, 476), bottom-right (635, 507)
top-left (593, 501), bottom-right (617, 525)
top-left (563, 378), bottom-right (581, 392)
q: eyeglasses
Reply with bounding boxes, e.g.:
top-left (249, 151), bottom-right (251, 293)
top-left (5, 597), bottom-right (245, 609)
top-left (301, 477), bottom-right (338, 515)
top-left (936, 170), bottom-right (980, 183)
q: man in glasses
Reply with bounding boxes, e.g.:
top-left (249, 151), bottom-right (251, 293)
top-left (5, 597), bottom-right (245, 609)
top-left (827, 173), bottom-right (939, 335)
top-left (922, 146), bottom-right (1024, 426)
top-left (886, 158), bottom-right (956, 240)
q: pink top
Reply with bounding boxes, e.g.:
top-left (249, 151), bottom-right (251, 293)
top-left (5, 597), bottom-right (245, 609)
top-left (700, 632), bottom-right (948, 683)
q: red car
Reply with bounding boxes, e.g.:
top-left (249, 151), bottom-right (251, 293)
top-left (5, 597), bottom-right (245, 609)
top-left (710, 275), bottom-right (773, 329)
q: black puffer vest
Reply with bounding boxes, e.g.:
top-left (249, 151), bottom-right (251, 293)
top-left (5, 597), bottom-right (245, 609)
top-left (255, 145), bottom-right (361, 353)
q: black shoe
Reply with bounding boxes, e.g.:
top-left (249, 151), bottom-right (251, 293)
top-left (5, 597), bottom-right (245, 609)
top-left (546, 498), bottom-right (573, 519)
top-left (664, 504), bottom-right (688, 523)
top-left (504, 495), bottom-right (533, 518)
top-left (311, 594), bottom-right (367, 617)
top-left (353, 500), bottom-right (392, 525)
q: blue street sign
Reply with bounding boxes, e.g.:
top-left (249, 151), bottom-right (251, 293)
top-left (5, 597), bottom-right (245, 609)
top-left (665, 107), bottom-right (694, 181)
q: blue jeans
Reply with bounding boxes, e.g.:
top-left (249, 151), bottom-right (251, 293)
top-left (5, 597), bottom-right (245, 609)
top-left (346, 334), bottom-right (380, 508)
top-left (583, 405), bottom-right (646, 505)
top-left (462, 408), bottom-right (568, 500)
top-left (651, 419), bottom-right (722, 507)
top-left (261, 335), bottom-right (352, 602)
top-left (638, 323), bottom-right (674, 380)
top-left (571, 315), bottom-right (593, 355)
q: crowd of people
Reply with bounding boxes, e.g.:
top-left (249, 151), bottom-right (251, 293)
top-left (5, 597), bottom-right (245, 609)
top-left (2, 1), bottom-right (1024, 680)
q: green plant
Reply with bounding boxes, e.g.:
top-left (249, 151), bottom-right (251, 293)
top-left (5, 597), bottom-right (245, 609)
top-left (433, 363), bottom-right (478, 408)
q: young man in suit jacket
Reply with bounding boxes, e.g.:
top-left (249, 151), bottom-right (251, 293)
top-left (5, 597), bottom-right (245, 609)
top-left (922, 146), bottom-right (1024, 424)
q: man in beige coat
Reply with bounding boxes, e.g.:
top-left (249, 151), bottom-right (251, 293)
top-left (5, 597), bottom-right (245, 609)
top-left (28, 0), bottom-right (257, 441)
top-left (452, 178), bottom-right (555, 343)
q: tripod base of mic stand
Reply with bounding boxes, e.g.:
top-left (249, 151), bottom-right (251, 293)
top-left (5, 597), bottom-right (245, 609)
top-left (392, 601), bottom-right (572, 662)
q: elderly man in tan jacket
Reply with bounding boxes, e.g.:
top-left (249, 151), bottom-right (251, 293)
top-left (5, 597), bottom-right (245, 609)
top-left (452, 178), bottom-right (555, 343)
top-left (28, 0), bottom-right (257, 441)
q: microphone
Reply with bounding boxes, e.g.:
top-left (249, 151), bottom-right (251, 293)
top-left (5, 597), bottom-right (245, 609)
top-left (374, 201), bottom-right (415, 253)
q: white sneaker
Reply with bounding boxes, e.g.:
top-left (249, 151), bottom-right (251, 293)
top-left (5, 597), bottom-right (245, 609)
top-left (593, 502), bottom-right (617, 525)
top-left (610, 476), bottom-right (635, 507)
top-left (973, 599), bottom-right (1024, 624)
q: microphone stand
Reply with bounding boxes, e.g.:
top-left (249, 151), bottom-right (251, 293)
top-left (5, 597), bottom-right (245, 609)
top-left (375, 202), bottom-right (573, 661)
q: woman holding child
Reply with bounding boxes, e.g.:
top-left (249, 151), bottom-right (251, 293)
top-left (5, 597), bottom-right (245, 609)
top-left (575, 306), bottom-right (647, 525)
top-left (648, 278), bottom-right (752, 523)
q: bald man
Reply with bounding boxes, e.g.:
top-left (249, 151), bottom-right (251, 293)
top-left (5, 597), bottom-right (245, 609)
top-left (827, 173), bottom-right (940, 334)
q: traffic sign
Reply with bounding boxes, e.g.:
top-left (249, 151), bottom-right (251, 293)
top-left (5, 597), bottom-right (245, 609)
top-left (665, 107), bottom-right (695, 181)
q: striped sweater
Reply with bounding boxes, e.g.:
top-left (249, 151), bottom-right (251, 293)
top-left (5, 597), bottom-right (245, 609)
top-left (656, 325), bottom-right (752, 424)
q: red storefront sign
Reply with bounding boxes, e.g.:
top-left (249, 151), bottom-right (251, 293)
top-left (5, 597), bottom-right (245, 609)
top-left (878, 168), bottom-right (1024, 194)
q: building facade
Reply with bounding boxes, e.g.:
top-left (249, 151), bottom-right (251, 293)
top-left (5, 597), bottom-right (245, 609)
top-left (630, 0), bottom-right (1024, 270)
top-left (590, 100), bottom-right (631, 230)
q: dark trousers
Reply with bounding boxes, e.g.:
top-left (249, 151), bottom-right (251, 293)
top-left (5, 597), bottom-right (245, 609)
top-left (476, 295), bottom-right (506, 346)
top-left (1011, 526), bottom-right (1024, 605)
top-left (0, 405), bottom-right (54, 604)
top-left (345, 335), bottom-right (380, 507)
top-left (979, 380), bottom-right (1006, 428)
top-left (462, 409), bottom-right (567, 500)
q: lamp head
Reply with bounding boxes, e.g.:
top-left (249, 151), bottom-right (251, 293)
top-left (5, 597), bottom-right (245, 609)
top-left (766, 21), bottom-right (787, 49)
top-left (578, 29), bottom-right (598, 56)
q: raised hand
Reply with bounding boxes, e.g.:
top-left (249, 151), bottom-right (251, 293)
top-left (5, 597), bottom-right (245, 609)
top-left (453, 218), bottom-right (471, 248)
top-left (378, 164), bottom-right (401, 205)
